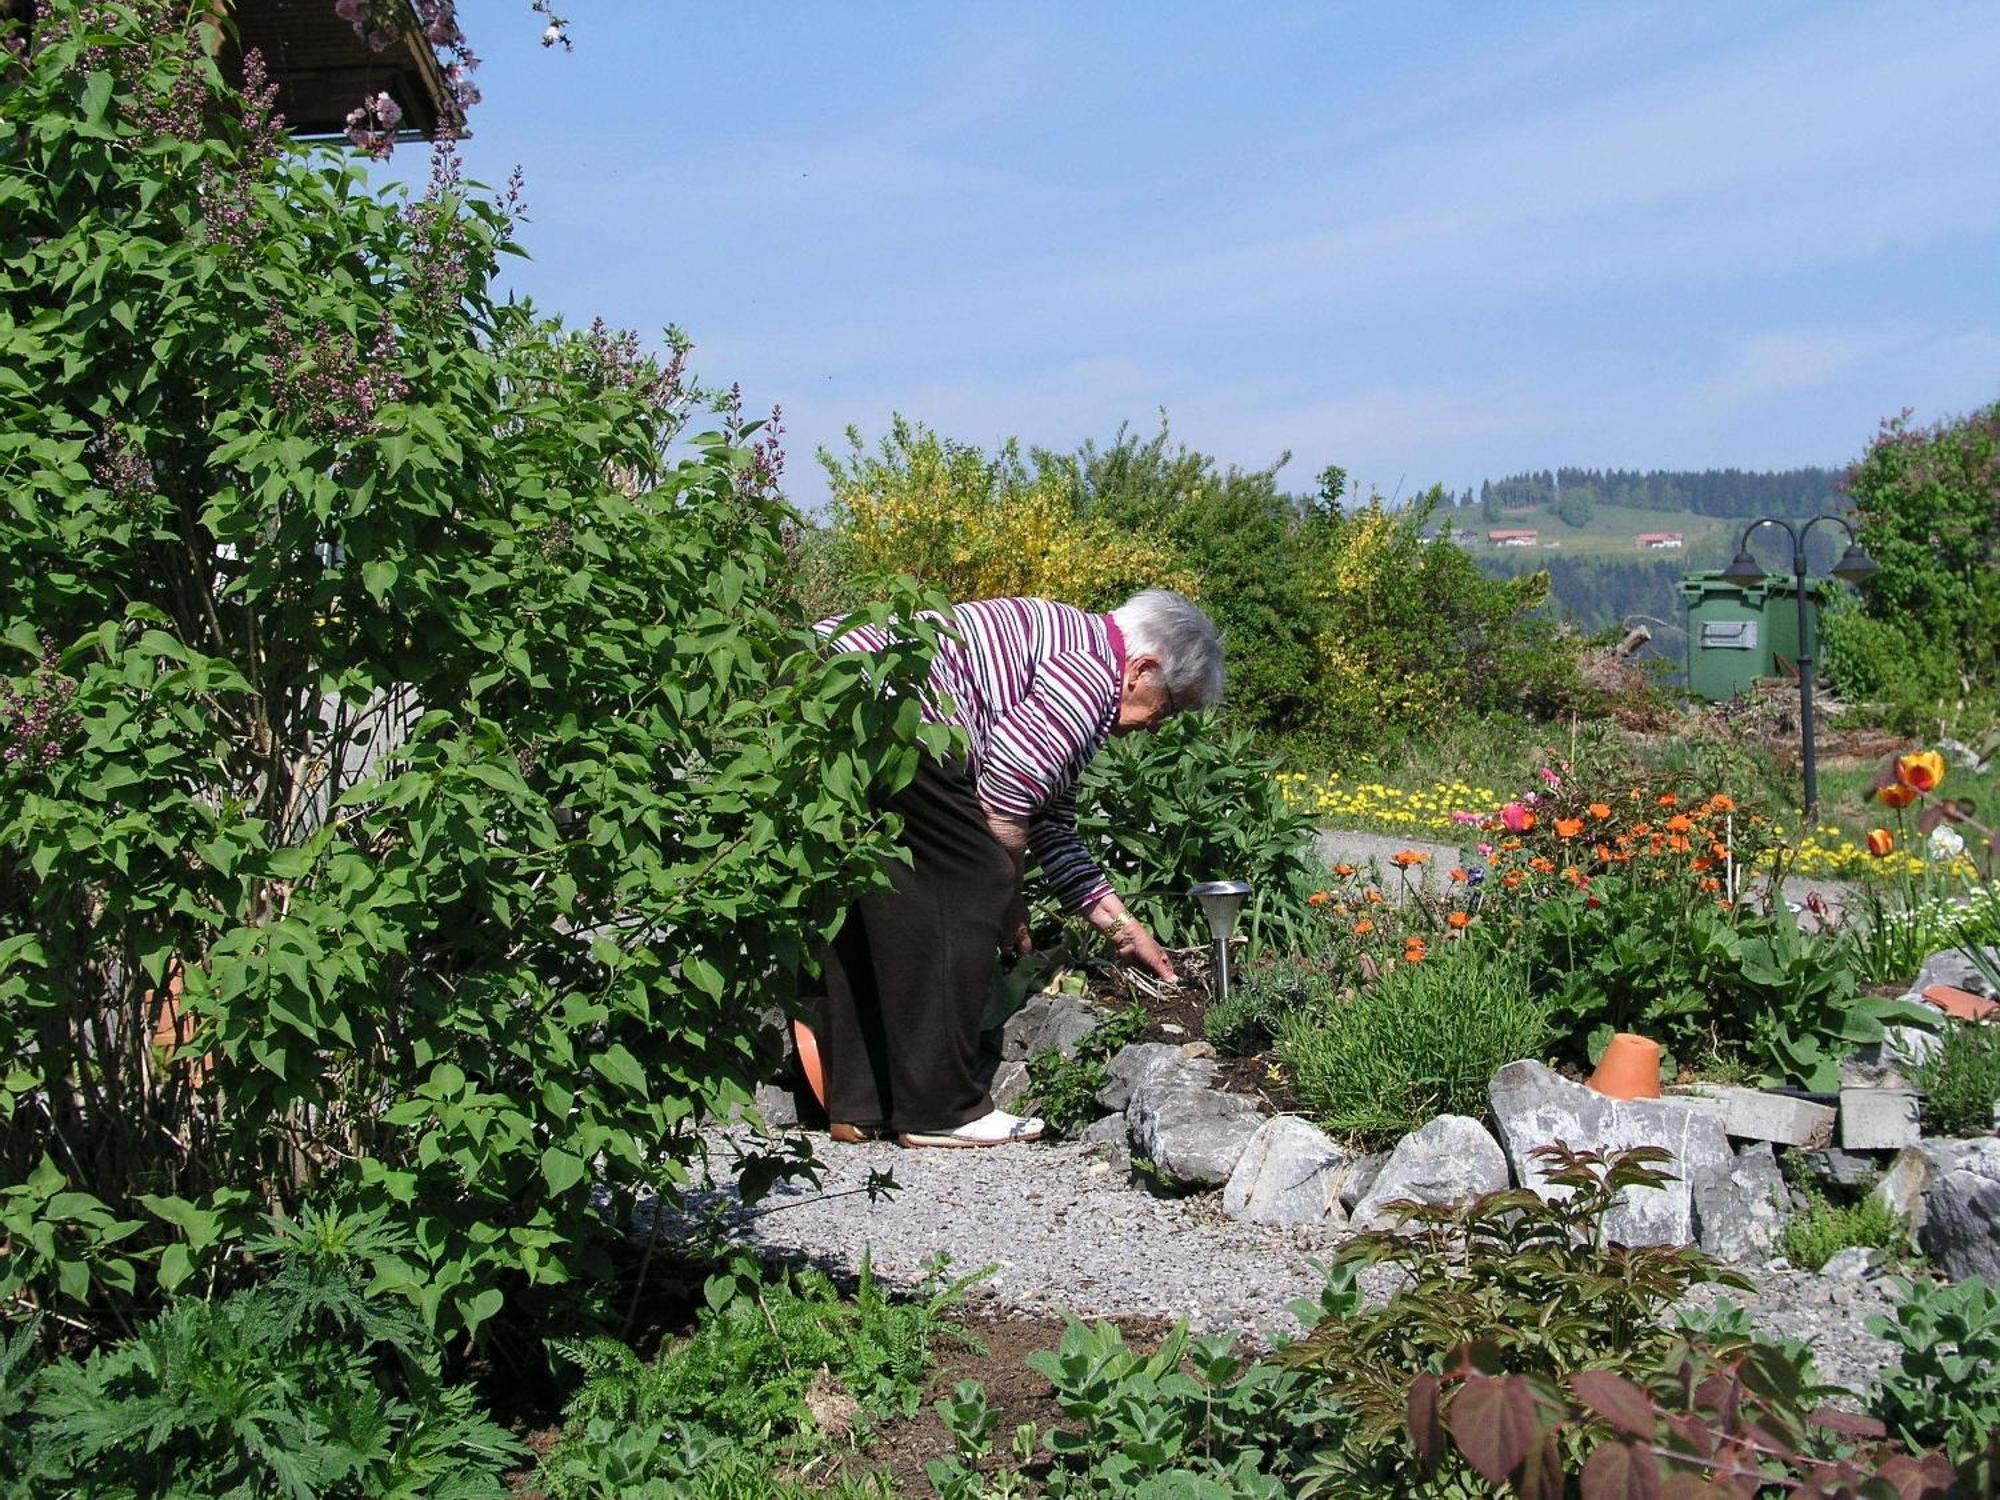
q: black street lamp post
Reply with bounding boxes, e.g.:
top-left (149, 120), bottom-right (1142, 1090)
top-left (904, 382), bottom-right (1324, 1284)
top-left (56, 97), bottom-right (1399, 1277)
top-left (1717, 516), bottom-right (1878, 816)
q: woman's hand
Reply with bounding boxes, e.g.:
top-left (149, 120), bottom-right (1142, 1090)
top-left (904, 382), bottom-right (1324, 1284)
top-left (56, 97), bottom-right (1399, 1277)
top-left (1004, 888), bottom-right (1033, 955)
top-left (1111, 918), bottom-right (1178, 982)
top-left (1087, 894), bottom-right (1179, 983)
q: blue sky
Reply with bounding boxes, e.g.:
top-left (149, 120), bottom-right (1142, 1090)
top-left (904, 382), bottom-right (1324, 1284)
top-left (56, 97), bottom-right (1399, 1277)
top-left (438, 1), bottom-right (2000, 509)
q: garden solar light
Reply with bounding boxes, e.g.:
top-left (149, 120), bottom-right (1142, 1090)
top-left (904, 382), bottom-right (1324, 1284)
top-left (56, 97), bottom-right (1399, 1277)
top-left (1188, 880), bottom-right (1252, 1003)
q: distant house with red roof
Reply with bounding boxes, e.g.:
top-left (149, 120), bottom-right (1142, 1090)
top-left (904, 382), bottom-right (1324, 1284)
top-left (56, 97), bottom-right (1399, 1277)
top-left (1635, 532), bottom-right (1685, 550)
top-left (1486, 528), bottom-right (1539, 547)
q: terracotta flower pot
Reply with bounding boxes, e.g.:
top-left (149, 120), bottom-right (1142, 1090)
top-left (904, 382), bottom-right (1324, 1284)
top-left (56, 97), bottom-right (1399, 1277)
top-left (1587, 1032), bottom-right (1662, 1100)
top-left (791, 1017), bottom-right (827, 1111)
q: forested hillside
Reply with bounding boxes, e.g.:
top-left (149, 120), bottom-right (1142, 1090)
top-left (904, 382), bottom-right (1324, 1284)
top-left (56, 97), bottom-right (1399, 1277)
top-left (1468, 465), bottom-right (1846, 521)
top-left (1457, 464), bottom-right (1853, 660)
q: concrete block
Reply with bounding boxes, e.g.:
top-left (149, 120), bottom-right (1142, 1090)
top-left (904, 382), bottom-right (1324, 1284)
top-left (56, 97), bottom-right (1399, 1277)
top-left (1840, 1088), bottom-right (1921, 1152)
top-left (1675, 1084), bottom-right (1835, 1148)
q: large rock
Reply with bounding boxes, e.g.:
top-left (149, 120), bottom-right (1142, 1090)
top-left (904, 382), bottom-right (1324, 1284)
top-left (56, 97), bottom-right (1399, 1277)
top-left (1674, 1085), bottom-right (1835, 1148)
top-left (1096, 1042), bottom-right (1217, 1113)
top-left (1000, 991), bottom-right (1102, 1062)
top-left (1487, 1060), bottom-right (1732, 1246)
top-left (1222, 1117), bottom-right (1352, 1227)
top-left (983, 1057), bottom-right (1032, 1112)
top-left (1350, 1115), bottom-right (1509, 1230)
top-left (1915, 1137), bottom-right (2000, 1283)
top-left (1127, 1079), bottom-right (1264, 1189)
top-left (1691, 1142), bottom-right (1789, 1263)
top-left (1905, 946), bottom-right (1999, 1003)
top-left (1871, 1147), bottom-right (1933, 1229)
top-left (1336, 1150), bottom-right (1392, 1212)
top-left (1798, 1146), bottom-right (1879, 1193)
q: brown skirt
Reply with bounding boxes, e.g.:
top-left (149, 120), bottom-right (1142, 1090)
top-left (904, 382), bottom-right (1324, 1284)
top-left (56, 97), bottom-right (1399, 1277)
top-left (808, 756), bottom-right (1015, 1133)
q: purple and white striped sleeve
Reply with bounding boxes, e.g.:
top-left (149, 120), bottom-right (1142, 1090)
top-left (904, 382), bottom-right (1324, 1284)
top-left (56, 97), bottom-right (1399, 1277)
top-left (975, 652), bottom-right (1118, 819)
top-left (1029, 782), bottom-right (1113, 910)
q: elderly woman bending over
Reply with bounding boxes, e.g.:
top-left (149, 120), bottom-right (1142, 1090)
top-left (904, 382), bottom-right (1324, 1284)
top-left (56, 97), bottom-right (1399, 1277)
top-left (803, 589), bottom-right (1224, 1149)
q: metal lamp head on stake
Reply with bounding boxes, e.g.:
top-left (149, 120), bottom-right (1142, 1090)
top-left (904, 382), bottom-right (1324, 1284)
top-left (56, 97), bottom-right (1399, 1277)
top-left (1187, 880), bottom-right (1252, 1002)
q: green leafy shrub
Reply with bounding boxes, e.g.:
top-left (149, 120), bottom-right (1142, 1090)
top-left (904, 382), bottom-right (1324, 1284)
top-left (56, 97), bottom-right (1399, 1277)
top-left (1824, 404), bottom-right (2000, 721)
top-left (1781, 1189), bottom-right (1909, 1271)
top-left (1, 1206), bottom-right (520, 1498)
top-left (1277, 949), bottom-right (1550, 1146)
top-left (1024, 1002), bottom-right (1145, 1140)
top-left (923, 1319), bottom-right (1328, 1498)
top-left (1870, 1275), bottom-right (2000, 1484)
top-left (1203, 953), bottom-right (1330, 1054)
top-left (1278, 1146), bottom-right (1960, 1496)
top-left (1913, 1023), bottom-right (2000, 1138)
top-left (1074, 714), bottom-right (1321, 951)
top-left (540, 1251), bottom-right (986, 1496)
top-left (1478, 819), bottom-right (1933, 1088)
top-left (0, 3), bottom-right (942, 1333)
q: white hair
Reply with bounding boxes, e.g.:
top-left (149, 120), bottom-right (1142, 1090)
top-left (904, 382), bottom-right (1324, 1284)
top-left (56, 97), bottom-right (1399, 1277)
top-left (1111, 589), bottom-right (1224, 708)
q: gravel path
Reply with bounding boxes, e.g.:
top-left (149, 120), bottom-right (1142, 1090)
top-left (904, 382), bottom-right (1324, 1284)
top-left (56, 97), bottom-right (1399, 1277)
top-left (685, 1129), bottom-right (1903, 1394)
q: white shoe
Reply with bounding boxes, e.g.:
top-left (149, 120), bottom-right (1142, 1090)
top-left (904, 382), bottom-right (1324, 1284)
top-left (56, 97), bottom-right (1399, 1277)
top-left (899, 1108), bottom-right (1045, 1149)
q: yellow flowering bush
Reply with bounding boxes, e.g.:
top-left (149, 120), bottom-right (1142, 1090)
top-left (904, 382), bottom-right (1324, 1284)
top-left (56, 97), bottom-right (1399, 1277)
top-left (822, 417), bottom-right (1192, 609)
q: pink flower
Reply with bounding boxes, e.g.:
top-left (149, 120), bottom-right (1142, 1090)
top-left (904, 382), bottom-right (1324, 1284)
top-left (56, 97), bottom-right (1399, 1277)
top-left (1500, 802), bottom-right (1535, 833)
top-left (1539, 766), bottom-right (1561, 789)
top-left (1476, 842), bottom-right (1494, 858)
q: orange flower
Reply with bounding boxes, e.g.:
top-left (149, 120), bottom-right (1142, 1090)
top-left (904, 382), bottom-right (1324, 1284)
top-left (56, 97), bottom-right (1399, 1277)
top-left (1665, 814), bottom-right (1693, 834)
top-left (1699, 877), bottom-right (1721, 892)
top-left (1401, 947), bottom-right (1426, 964)
top-left (1528, 856), bottom-right (1556, 874)
top-left (1447, 911), bottom-right (1471, 929)
top-left (1594, 844), bottom-right (1614, 862)
top-left (1896, 751), bottom-right (1945, 793)
top-left (1708, 794), bottom-right (1736, 812)
top-left (1876, 782), bottom-right (1918, 810)
top-left (1711, 843), bottom-right (1729, 860)
top-left (1555, 818), bottom-right (1583, 840)
top-left (1352, 919), bottom-right (1374, 935)
top-left (1690, 857), bottom-right (1712, 872)
top-left (1717, 899), bottom-right (1733, 910)
top-left (1587, 802), bottom-right (1612, 819)
top-left (1866, 828), bottom-right (1895, 858)
top-left (1657, 793), bottom-right (1678, 807)
top-left (1391, 849), bottom-right (1429, 868)
top-left (1667, 835), bottom-right (1691, 853)
top-left (1503, 871), bottom-right (1524, 889)
top-left (1307, 890), bottom-right (1332, 907)
top-left (1563, 866), bottom-right (1587, 888)
top-left (1364, 887), bottom-right (1384, 905)
top-left (1500, 838), bottom-right (1524, 852)
top-left (1633, 823), bottom-right (1651, 837)
top-left (1449, 867), bottom-right (1467, 884)
top-left (1333, 862), bottom-right (1357, 877)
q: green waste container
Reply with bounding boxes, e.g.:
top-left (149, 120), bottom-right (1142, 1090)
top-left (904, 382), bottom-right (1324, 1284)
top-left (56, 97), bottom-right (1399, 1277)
top-left (1680, 571), bottom-right (1832, 702)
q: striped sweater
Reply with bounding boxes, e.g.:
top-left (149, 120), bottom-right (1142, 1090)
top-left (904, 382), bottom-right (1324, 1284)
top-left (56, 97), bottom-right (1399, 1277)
top-left (821, 597), bottom-right (1123, 909)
